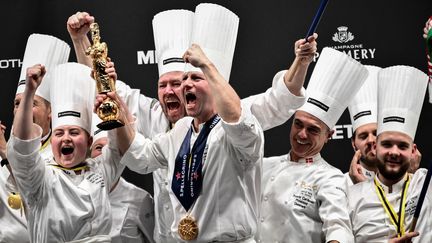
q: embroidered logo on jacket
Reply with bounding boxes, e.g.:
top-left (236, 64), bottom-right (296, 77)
top-left (86, 173), bottom-right (105, 187)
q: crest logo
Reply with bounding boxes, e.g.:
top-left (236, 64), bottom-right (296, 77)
top-left (332, 26), bottom-right (354, 43)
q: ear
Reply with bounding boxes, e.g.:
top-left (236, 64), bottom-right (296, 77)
top-left (87, 135), bottom-right (93, 149)
top-left (327, 129), bottom-right (334, 139)
top-left (412, 143), bottom-right (417, 157)
top-left (324, 129), bottom-right (334, 143)
top-left (351, 137), bottom-right (357, 152)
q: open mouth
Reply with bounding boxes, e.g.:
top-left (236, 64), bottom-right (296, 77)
top-left (61, 146), bottom-right (74, 155)
top-left (185, 92), bottom-right (197, 104)
top-left (166, 100), bottom-right (180, 110)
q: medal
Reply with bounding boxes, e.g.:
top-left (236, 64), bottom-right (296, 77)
top-left (178, 215), bottom-right (198, 240)
top-left (8, 192), bottom-right (22, 210)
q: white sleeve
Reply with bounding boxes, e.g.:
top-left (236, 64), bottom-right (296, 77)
top-left (119, 130), bottom-right (170, 174)
top-left (136, 191), bottom-right (155, 243)
top-left (317, 171), bottom-right (354, 243)
top-left (94, 127), bottom-right (128, 192)
top-left (116, 80), bottom-right (169, 137)
top-left (241, 70), bottom-right (306, 131)
top-left (6, 124), bottom-right (47, 204)
top-left (221, 104), bottom-right (264, 168)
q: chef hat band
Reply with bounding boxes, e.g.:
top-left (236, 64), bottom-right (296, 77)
top-left (377, 65), bottom-right (428, 139)
top-left (348, 65), bottom-right (381, 131)
top-left (50, 63), bottom-right (95, 134)
top-left (298, 47), bottom-right (369, 129)
top-left (91, 113), bottom-right (108, 146)
top-left (153, 9), bottom-right (194, 77)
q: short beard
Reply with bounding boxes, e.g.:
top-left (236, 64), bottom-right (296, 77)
top-left (376, 160), bottom-right (410, 181)
top-left (361, 154), bottom-right (378, 169)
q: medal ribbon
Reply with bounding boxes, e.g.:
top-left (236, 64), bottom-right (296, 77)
top-left (373, 175), bottom-right (411, 237)
top-left (50, 163), bottom-right (89, 172)
top-left (172, 115), bottom-right (220, 211)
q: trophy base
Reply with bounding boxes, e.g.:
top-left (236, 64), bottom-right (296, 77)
top-left (97, 120), bottom-right (125, 131)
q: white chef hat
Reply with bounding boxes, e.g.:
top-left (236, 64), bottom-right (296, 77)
top-left (348, 65), bottom-right (381, 131)
top-left (91, 113), bottom-right (108, 145)
top-left (185, 3), bottom-right (239, 82)
top-left (16, 34), bottom-right (70, 102)
top-left (377, 65), bottom-right (428, 140)
top-left (153, 9), bottom-right (194, 77)
top-left (50, 63), bottom-right (96, 134)
top-left (298, 47), bottom-right (369, 129)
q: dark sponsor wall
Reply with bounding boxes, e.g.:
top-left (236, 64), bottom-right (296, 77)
top-left (1, 1), bottom-right (431, 194)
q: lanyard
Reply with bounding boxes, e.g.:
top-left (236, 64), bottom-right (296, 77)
top-left (50, 163), bottom-right (89, 172)
top-left (172, 115), bottom-right (221, 211)
top-left (373, 175), bottom-right (411, 237)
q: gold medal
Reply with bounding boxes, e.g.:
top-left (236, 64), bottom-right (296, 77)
top-left (8, 192), bottom-right (22, 210)
top-left (178, 215), bottom-right (198, 240)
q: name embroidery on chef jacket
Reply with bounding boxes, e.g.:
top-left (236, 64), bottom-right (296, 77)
top-left (293, 181), bottom-right (318, 209)
top-left (86, 173), bottom-right (105, 187)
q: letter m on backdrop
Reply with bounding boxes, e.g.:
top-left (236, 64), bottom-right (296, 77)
top-left (137, 50), bottom-right (156, 65)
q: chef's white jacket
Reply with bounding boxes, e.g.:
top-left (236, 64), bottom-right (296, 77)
top-left (258, 153), bottom-right (353, 243)
top-left (349, 169), bottom-right (432, 243)
top-left (6, 124), bottom-right (141, 242)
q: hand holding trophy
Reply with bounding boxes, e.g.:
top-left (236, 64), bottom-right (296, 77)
top-left (86, 23), bottom-right (124, 130)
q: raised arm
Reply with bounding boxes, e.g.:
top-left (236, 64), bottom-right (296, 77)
top-left (183, 44), bottom-right (241, 123)
top-left (67, 11), bottom-right (94, 67)
top-left (242, 34), bottom-right (317, 130)
top-left (284, 33), bottom-right (318, 96)
top-left (13, 64), bottom-right (46, 140)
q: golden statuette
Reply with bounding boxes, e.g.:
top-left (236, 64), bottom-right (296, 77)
top-left (8, 192), bottom-right (22, 210)
top-left (178, 215), bottom-right (199, 240)
top-left (86, 22), bottom-right (124, 130)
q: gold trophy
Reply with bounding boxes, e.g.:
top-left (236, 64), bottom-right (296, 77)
top-left (86, 22), bottom-right (124, 130)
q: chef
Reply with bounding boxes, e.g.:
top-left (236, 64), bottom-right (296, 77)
top-left (0, 33), bottom-right (69, 243)
top-left (346, 65), bottom-right (381, 185)
top-left (90, 115), bottom-right (155, 243)
top-left (348, 65), bottom-right (431, 243)
top-left (257, 47), bottom-right (368, 243)
top-left (121, 3), bottom-right (264, 242)
top-left (6, 62), bottom-right (140, 242)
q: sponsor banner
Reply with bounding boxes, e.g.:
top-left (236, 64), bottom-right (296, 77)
top-left (328, 26), bottom-right (377, 61)
top-left (0, 59), bottom-right (22, 69)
